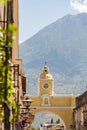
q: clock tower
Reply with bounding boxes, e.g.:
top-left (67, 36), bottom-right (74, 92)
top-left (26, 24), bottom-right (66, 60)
top-left (38, 65), bottom-right (54, 95)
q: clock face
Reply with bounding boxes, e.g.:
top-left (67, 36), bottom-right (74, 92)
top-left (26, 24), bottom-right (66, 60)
top-left (43, 83), bottom-right (49, 89)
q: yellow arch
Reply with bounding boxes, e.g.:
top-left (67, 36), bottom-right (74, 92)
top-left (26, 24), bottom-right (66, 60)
top-left (29, 65), bottom-right (75, 130)
top-left (32, 111), bottom-right (66, 129)
top-left (30, 105), bottom-right (74, 129)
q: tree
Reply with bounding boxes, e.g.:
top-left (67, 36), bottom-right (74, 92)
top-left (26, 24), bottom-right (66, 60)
top-left (56, 118), bottom-right (60, 124)
top-left (51, 118), bottom-right (54, 124)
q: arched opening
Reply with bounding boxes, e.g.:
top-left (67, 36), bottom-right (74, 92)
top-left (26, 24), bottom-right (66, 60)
top-left (41, 94), bottom-right (51, 106)
top-left (32, 111), bottom-right (66, 129)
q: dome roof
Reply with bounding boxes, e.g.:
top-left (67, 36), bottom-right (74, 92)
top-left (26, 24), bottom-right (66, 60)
top-left (39, 66), bottom-right (53, 79)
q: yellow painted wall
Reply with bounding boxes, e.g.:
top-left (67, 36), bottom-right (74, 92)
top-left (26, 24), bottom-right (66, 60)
top-left (30, 66), bottom-right (76, 129)
top-left (39, 80), bottom-right (53, 95)
top-left (30, 95), bottom-right (76, 129)
top-left (30, 96), bottom-right (41, 106)
top-left (50, 96), bottom-right (75, 106)
top-left (30, 95), bottom-right (75, 107)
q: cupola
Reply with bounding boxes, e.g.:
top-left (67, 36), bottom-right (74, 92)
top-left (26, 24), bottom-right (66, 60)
top-left (38, 65), bottom-right (54, 95)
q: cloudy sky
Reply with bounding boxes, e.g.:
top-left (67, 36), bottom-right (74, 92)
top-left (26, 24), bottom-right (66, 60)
top-left (19, 0), bottom-right (87, 43)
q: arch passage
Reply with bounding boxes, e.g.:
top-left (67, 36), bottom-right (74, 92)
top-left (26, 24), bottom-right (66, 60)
top-left (31, 111), bottom-right (66, 129)
top-left (30, 65), bottom-right (75, 129)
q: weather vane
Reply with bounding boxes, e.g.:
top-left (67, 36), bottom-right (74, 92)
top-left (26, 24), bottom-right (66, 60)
top-left (45, 61), bottom-right (47, 66)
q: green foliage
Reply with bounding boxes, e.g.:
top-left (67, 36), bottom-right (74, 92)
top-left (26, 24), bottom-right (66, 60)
top-left (0, 0), bottom-right (11, 6)
top-left (0, 107), bottom-right (4, 121)
top-left (0, 0), bottom-right (5, 5)
top-left (56, 119), bottom-right (60, 124)
top-left (7, 23), bottom-right (17, 47)
top-left (0, 22), bottom-right (18, 122)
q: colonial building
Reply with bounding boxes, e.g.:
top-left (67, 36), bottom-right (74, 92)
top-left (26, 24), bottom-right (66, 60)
top-left (0, 0), bottom-right (26, 130)
top-left (73, 91), bottom-right (87, 130)
top-left (30, 65), bottom-right (76, 130)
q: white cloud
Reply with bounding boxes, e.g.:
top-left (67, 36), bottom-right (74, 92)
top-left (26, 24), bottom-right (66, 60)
top-left (70, 0), bottom-right (87, 13)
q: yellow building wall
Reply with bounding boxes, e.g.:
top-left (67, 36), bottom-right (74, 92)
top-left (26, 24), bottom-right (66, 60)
top-left (39, 79), bottom-right (53, 95)
top-left (12, 0), bottom-right (19, 61)
top-left (30, 66), bottom-right (76, 129)
top-left (30, 96), bottom-right (42, 106)
top-left (30, 95), bottom-right (76, 129)
top-left (50, 96), bottom-right (75, 106)
top-left (30, 95), bottom-right (75, 107)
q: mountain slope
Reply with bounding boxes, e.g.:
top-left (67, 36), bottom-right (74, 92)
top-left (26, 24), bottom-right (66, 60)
top-left (19, 13), bottom-right (87, 95)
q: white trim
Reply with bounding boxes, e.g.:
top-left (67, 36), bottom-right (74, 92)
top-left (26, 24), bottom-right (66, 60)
top-left (41, 94), bottom-right (51, 106)
top-left (35, 106), bottom-right (75, 109)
